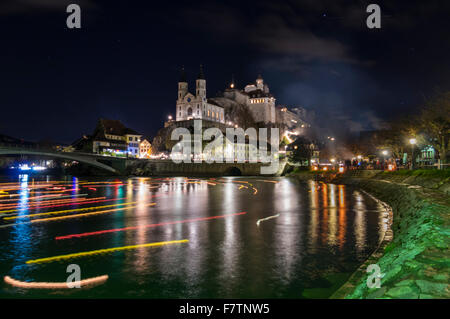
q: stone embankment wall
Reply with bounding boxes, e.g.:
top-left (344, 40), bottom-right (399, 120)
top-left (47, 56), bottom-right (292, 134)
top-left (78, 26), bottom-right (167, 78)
top-left (125, 159), bottom-right (287, 176)
top-left (290, 169), bottom-right (450, 299)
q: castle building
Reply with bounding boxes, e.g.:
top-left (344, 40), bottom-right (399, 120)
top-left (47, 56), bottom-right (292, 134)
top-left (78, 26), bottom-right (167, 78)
top-left (276, 106), bottom-right (309, 131)
top-left (224, 74), bottom-right (276, 124)
top-left (176, 65), bottom-right (225, 124)
top-left (172, 67), bottom-right (308, 134)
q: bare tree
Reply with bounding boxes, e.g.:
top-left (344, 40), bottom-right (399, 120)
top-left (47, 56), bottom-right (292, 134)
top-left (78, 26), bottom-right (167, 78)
top-left (421, 91), bottom-right (450, 166)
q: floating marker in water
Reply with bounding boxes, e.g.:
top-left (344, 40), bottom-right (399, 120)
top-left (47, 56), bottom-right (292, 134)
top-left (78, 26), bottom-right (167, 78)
top-left (256, 214), bottom-right (280, 227)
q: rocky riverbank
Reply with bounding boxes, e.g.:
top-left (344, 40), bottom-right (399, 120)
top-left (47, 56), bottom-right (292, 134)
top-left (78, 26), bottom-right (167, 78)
top-left (288, 169), bottom-right (450, 299)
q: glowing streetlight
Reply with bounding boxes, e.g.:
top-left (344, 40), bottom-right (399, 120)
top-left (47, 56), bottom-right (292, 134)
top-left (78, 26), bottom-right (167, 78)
top-left (382, 150), bottom-right (388, 156)
top-left (168, 115), bottom-right (172, 120)
top-left (409, 138), bottom-right (417, 170)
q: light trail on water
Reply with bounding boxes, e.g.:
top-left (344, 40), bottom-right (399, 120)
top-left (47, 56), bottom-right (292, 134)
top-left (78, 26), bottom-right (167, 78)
top-left (26, 239), bottom-right (189, 264)
top-left (3, 201), bottom-right (141, 220)
top-left (55, 212), bottom-right (247, 240)
top-left (0, 203), bottom-right (156, 227)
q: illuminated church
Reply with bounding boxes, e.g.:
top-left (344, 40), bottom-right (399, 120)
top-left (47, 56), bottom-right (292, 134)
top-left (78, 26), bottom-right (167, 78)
top-left (174, 66), bottom-right (307, 129)
top-left (175, 65), bottom-right (225, 123)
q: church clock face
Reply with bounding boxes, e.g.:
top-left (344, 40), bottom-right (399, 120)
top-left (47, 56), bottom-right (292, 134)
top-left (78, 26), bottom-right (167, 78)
top-left (187, 97), bottom-right (191, 102)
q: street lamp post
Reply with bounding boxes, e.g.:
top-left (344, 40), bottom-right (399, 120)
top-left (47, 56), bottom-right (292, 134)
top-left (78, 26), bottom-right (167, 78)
top-left (409, 138), bottom-right (417, 170)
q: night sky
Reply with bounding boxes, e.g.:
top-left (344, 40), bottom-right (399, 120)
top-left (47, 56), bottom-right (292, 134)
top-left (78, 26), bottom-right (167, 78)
top-left (1, 0), bottom-right (449, 144)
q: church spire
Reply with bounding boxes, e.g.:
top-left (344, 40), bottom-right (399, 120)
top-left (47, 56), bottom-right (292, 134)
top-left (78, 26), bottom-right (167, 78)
top-left (179, 66), bottom-right (187, 83)
top-left (230, 74), bottom-right (235, 89)
top-left (197, 64), bottom-right (205, 80)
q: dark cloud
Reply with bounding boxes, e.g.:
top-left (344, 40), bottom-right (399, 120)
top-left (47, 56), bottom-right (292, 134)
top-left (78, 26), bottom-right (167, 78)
top-left (178, 1), bottom-right (360, 64)
top-left (249, 16), bottom-right (355, 63)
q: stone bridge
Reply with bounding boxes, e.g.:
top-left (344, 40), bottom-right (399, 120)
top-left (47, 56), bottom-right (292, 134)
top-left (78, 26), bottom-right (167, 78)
top-left (0, 147), bottom-right (125, 174)
top-left (0, 146), bottom-right (287, 176)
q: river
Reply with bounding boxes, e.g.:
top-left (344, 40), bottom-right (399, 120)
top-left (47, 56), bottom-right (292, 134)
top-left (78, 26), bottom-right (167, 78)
top-left (0, 174), bottom-right (390, 298)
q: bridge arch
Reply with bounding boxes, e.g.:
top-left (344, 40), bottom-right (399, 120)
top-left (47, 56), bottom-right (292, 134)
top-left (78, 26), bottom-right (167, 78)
top-left (224, 166), bottom-right (242, 176)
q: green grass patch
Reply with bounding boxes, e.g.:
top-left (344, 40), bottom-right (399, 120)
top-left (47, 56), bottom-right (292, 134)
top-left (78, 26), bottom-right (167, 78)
top-left (382, 169), bottom-right (450, 179)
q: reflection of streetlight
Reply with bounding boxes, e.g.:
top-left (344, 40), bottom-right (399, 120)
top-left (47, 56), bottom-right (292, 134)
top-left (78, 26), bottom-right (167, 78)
top-left (410, 138), bottom-right (417, 170)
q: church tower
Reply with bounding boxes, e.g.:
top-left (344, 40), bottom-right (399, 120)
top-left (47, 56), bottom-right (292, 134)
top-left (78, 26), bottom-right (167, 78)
top-left (230, 74), bottom-right (235, 89)
top-left (196, 64), bottom-right (206, 100)
top-left (178, 66), bottom-right (188, 100)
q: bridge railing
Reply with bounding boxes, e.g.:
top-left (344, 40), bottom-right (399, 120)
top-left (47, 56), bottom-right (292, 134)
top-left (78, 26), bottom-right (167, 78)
top-left (0, 143), bottom-right (57, 152)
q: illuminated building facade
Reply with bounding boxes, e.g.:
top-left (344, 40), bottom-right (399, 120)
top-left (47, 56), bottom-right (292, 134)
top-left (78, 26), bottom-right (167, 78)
top-left (176, 65), bottom-right (225, 124)
top-left (224, 74), bottom-right (276, 124)
top-left (72, 119), bottom-right (143, 158)
top-left (139, 139), bottom-right (152, 158)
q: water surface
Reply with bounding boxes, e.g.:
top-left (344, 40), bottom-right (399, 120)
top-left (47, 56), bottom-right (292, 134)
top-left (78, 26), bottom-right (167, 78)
top-left (0, 175), bottom-right (389, 298)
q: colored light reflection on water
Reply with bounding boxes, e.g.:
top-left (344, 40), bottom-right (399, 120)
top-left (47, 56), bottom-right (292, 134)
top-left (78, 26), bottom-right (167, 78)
top-left (0, 175), bottom-right (389, 298)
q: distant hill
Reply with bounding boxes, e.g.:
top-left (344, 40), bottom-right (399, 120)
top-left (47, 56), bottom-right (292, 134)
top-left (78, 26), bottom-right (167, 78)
top-left (0, 133), bottom-right (36, 146)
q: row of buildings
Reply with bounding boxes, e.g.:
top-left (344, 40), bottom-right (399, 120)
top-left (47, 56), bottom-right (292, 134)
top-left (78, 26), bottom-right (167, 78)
top-left (66, 119), bottom-right (151, 158)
